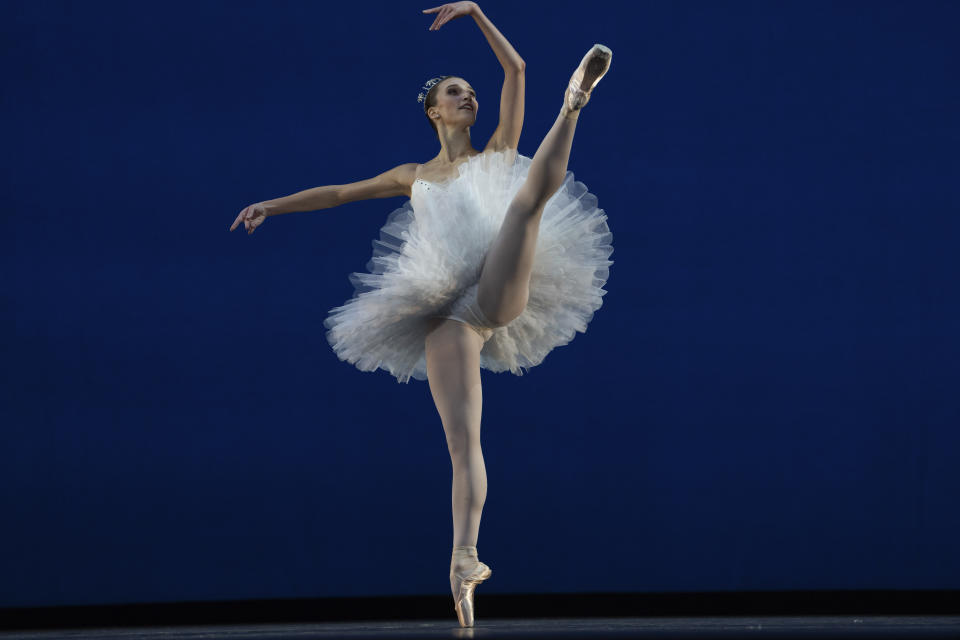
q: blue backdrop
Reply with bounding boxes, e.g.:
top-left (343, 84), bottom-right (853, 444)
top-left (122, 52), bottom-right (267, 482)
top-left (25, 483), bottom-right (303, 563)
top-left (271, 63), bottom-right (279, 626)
top-left (2, 0), bottom-right (958, 607)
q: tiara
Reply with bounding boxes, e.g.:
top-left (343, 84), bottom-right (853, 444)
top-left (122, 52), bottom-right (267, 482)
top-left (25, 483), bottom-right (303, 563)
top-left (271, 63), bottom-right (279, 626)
top-left (417, 76), bottom-right (447, 104)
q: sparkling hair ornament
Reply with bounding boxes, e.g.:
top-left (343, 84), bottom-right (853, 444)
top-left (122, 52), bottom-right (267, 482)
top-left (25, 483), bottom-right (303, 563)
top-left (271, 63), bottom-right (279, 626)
top-left (417, 76), bottom-right (448, 104)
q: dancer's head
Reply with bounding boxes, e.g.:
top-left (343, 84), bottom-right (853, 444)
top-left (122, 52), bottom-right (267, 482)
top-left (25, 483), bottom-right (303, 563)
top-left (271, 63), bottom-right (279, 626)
top-left (422, 76), bottom-right (478, 140)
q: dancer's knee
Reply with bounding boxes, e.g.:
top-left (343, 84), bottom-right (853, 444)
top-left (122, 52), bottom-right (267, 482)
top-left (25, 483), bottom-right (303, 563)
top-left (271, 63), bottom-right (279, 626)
top-left (446, 427), bottom-right (482, 460)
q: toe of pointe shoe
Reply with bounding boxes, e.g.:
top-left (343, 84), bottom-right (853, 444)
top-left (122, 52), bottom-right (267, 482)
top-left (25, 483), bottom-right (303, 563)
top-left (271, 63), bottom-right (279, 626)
top-left (453, 583), bottom-right (475, 628)
top-left (566, 43), bottom-right (613, 111)
top-left (455, 598), bottom-right (473, 627)
top-left (452, 562), bottom-right (492, 627)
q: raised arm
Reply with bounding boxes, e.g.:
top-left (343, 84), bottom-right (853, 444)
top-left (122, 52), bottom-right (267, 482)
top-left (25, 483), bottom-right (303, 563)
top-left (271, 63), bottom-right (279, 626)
top-left (424, 2), bottom-right (525, 151)
top-left (229, 162), bottom-right (417, 234)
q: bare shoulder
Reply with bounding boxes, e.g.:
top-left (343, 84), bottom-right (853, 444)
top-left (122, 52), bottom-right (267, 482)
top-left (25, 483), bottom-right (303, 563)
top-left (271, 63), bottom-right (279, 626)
top-left (392, 162), bottom-right (419, 190)
top-left (385, 162), bottom-right (419, 197)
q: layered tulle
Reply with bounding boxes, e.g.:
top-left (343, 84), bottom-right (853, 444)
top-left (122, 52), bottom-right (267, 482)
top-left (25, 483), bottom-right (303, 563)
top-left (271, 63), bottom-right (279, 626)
top-left (323, 148), bottom-right (613, 383)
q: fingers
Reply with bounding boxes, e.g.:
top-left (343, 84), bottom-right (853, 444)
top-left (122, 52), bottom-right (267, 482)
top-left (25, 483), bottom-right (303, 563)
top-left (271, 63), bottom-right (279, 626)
top-left (230, 211), bottom-right (247, 232)
top-left (230, 205), bottom-right (259, 235)
top-left (425, 4), bottom-right (452, 29)
top-left (230, 208), bottom-right (245, 231)
top-left (429, 7), bottom-right (449, 30)
top-left (233, 209), bottom-right (253, 233)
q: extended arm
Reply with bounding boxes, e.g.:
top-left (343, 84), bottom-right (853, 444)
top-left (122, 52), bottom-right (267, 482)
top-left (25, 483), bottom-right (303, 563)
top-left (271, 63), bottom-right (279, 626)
top-left (262, 163), bottom-right (417, 216)
top-left (230, 163), bottom-right (417, 234)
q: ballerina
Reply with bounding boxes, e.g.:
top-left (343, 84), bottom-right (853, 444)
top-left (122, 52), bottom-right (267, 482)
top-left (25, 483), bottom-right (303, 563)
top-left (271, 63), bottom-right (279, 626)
top-left (229, 1), bottom-right (612, 627)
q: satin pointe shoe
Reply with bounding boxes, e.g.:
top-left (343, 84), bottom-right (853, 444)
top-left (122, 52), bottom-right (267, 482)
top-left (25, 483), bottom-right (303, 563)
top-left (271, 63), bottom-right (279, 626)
top-left (450, 545), bottom-right (492, 628)
top-left (565, 43), bottom-right (613, 112)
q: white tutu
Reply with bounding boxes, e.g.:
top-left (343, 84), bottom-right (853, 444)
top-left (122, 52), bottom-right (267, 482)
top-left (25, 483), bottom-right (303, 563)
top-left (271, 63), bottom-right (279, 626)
top-left (323, 148), bottom-right (614, 383)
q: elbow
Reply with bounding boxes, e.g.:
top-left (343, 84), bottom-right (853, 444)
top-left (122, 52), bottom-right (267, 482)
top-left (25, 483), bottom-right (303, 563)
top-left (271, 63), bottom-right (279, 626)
top-left (507, 59), bottom-right (525, 73)
top-left (330, 185), bottom-right (345, 207)
top-left (515, 59), bottom-right (526, 72)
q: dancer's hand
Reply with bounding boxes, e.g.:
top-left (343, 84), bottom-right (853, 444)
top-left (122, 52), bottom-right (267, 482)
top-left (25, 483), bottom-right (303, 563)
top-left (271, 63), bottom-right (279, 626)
top-left (423, 1), bottom-right (476, 30)
top-left (230, 202), bottom-right (270, 235)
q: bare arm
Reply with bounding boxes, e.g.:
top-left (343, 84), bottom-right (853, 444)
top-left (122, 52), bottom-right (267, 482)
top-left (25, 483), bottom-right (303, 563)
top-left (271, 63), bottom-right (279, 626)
top-left (473, 6), bottom-right (525, 73)
top-left (230, 163), bottom-right (417, 234)
top-left (432, 2), bottom-right (524, 71)
top-left (263, 163), bottom-right (417, 216)
top-left (424, 3), bottom-right (525, 151)
top-left (425, 2), bottom-right (524, 70)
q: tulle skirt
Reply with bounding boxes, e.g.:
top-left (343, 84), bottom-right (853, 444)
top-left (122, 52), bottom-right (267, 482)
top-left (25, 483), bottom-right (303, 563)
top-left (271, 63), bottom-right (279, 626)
top-left (323, 149), bottom-right (613, 383)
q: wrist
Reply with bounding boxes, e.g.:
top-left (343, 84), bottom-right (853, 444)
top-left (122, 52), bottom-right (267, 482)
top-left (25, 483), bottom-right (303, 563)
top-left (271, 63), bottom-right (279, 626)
top-left (260, 200), bottom-right (281, 216)
top-left (469, 2), bottom-right (481, 17)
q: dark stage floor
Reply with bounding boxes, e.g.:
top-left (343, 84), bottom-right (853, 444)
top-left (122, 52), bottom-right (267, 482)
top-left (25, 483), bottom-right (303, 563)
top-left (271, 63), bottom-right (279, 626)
top-left (2, 616), bottom-right (960, 640)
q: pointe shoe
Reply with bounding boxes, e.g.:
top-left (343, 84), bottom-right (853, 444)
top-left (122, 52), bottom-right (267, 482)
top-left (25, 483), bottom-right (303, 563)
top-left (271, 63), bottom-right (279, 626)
top-left (565, 43), bottom-right (613, 112)
top-left (450, 546), bottom-right (492, 628)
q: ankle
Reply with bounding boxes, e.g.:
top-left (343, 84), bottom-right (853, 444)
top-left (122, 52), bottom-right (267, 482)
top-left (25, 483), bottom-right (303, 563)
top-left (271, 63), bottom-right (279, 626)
top-left (452, 545), bottom-right (479, 557)
top-left (452, 545), bottom-right (479, 566)
top-left (560, 103), bottom-right (580, 121)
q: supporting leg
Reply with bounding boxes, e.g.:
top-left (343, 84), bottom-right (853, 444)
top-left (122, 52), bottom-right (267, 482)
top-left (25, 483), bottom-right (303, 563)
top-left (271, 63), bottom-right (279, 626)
top-left (425, 319), bottom-right (487, 548)
top-left (426, 320), bottom-right (495, 627)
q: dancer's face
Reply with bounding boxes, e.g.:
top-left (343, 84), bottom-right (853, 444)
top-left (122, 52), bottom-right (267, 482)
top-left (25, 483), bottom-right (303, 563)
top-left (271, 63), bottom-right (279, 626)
top-left (430, 77), bottom-right (477, 127)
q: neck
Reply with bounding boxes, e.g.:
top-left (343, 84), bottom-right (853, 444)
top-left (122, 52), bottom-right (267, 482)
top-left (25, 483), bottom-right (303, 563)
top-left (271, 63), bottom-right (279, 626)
top-left (435, 125), bottom-right (477, 164)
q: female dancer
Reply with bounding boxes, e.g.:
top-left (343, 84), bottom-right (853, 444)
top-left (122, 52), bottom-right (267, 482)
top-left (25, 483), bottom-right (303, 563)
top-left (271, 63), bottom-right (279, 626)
top-left (229, 2), bottom-right (612, 628)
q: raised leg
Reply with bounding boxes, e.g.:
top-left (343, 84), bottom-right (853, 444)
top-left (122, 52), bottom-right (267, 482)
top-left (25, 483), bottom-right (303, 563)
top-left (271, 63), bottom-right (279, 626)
top-left (476, 44), bottom-right (611, 326)
top-left (476, 108), bottom-right (579, 325)
top-left (425, 319), bottom-right (488, 549)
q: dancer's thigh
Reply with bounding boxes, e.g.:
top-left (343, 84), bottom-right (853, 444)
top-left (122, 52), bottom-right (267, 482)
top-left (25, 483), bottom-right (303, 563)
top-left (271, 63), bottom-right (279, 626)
top-left (425, 319), bottom-right (485, 450)
top-left (476, 191), bottom-right (546, 324)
